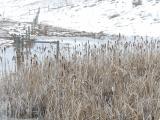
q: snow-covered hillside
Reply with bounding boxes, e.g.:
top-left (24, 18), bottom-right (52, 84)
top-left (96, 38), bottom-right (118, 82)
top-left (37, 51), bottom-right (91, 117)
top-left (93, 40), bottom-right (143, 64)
top-left (0, 0), bottom-right (160, 36)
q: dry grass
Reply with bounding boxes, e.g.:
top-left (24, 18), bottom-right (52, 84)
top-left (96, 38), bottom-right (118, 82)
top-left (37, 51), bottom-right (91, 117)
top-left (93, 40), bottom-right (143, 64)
top-left (1, 35), bottom-right (160, 120)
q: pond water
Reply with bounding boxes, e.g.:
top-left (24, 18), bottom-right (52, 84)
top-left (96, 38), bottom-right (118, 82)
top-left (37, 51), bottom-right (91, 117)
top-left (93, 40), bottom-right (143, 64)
top-left (0, 36), bottom-right (115, 75)
top-left (0, 35), bottom-right (157, 75)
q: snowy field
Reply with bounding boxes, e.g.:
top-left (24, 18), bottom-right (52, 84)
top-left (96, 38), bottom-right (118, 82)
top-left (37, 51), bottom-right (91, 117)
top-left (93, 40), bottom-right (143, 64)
top-left (0, 0), bottom-right (160, 37)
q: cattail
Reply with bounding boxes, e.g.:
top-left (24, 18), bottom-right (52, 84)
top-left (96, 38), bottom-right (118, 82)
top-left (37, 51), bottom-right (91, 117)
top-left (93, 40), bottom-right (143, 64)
top-left (4, 47), bottom-right (6, 52)
top-left (118, 58), bottom-right (121, 65)
top-left (49, 62), bottom-right (51, 67)
top-left (31, 58), bottom-right (32, 63)
top-left (36, 60), bottom-right (38, 65)
top-left (61, 71), bottom-right (64, 76)
top-left (34, 54), bottom-right (37, 58)
top-left (44, 46), bottom-right (46, 52)
top-left (63, 64), bottom-right (66, 70)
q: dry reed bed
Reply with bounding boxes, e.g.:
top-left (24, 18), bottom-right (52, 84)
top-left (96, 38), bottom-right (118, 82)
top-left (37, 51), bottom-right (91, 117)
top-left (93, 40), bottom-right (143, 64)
top-left (1, 36), bottom-right (160, 120)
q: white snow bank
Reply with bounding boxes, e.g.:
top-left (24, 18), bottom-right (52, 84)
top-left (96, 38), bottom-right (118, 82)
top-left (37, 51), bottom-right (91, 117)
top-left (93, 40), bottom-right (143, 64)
top-left (1, 0), bottom-right (160, 37)
top-left (39, 0), bottom-right (160, 37)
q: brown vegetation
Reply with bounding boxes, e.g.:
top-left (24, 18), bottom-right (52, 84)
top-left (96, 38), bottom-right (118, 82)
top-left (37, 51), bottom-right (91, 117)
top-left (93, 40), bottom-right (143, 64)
top-left (1, 36), bottom-right (160, 120)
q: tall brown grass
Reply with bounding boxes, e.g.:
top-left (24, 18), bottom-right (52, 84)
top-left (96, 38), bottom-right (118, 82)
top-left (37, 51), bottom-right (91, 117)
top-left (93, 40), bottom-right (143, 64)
top-left (1, 36), bottom-right (160, 120)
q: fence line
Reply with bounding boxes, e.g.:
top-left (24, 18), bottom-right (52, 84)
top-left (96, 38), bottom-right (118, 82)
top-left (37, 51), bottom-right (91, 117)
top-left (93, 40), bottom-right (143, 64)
top-left (18, 4), bottom-right (75, 17)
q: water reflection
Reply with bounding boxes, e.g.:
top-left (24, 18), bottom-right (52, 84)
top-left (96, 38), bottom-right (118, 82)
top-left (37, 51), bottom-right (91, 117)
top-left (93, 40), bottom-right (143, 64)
top-left (13, 38), bottom-right (35, 71)
top-left (0, 36), bottom-right (114, 75)
top-left (1, 35), bottom-right (138, 75)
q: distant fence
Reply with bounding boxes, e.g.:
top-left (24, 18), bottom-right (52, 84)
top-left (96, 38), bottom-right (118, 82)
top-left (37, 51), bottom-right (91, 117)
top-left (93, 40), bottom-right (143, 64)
top-left (19, 4), bottom-right (72, 17)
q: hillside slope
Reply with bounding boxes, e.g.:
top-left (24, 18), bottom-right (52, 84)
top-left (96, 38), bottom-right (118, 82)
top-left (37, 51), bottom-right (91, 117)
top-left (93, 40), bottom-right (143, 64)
top-left (0, 0), bottom-right (160, 36)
